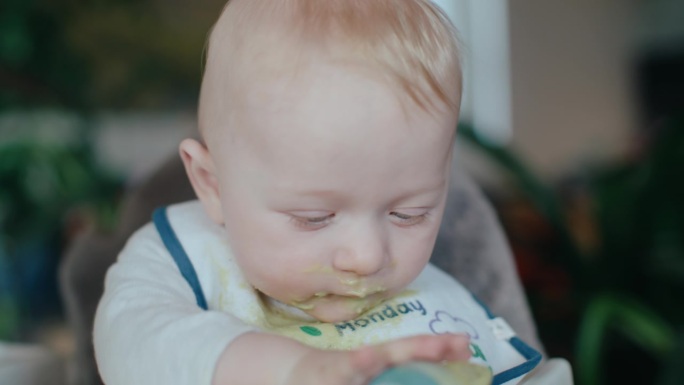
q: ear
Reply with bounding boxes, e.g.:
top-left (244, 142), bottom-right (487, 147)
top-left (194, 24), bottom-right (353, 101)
top-left (179, 138), bottom-right (224, 225)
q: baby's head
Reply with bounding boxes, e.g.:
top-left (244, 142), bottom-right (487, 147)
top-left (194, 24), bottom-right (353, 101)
top-left (181, 0), bottom-right (462, 322)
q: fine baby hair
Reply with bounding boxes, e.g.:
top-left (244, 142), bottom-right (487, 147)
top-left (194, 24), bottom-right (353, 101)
top-left (199, 0), bottom-right (463, 138)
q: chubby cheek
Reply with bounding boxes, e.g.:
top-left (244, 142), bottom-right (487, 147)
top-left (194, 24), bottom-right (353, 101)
top-left (224, 219), bottom-right (320, 297)
top-left (392, 227), bottom-right (440, 284)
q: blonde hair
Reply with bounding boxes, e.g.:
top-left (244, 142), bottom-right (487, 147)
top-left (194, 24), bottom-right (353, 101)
top-left (200, 0), bottom-right (462, 133)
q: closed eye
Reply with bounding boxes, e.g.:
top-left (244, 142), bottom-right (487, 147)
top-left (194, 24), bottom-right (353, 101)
top-left (390, 211), bottom-right (429, 226)
top-left (289, 213), bottom-right (335, 230)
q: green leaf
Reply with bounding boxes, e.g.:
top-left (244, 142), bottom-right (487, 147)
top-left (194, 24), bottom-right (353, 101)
top-left (575, 294), bottom-right (676, 385)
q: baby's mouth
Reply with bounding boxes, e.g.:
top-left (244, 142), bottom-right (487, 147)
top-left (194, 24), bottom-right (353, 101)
top-left (292, 285), bottom-right (386, 302)
top-left (292, 266), bottom-right (391, 318)
top-left (343, 286), bottom-right (387, 298)
top-left (289, 287), bottom-right (388, 315)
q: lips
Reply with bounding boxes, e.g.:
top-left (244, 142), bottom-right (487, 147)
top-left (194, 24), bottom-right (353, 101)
top-left (343, 286), bottom-right (387, 298)
top-left (294, 285), bottom-right (386, 304)
top-left (289, 288), bottom-right (390, 318)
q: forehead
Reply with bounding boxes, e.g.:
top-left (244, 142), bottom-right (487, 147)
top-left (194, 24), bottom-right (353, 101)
top-left (245, 62), bottom-right (403, 132)
top-left (243, 61), bottom-right (450, 143)
top-left (210, 61), bottom-right (457, 196)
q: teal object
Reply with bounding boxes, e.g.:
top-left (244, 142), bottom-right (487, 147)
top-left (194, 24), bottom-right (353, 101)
top-left (369, 362), bottom-right (493, 385)
top-left (369, 363), bottom-right (446, 385)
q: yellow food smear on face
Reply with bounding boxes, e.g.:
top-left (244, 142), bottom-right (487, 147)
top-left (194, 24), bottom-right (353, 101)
top-left (344, 286), bottom-right (387, 298)
top-left (339, 277), bottom-right (359, 286)
top-left (254, 296), bottom-right (352, 349)
top-left (346, 296), bottom-right (386, 316)
top-left (259, 297), bottom-right (363, 347)
top-left (289, 263), bottom-right (390, 311)
top-left (290, 301), bottom-right (315, 310)
top-left (249, 262), bottom-right (422, 350)
top-left (255, 289), bottom-right (423, 351)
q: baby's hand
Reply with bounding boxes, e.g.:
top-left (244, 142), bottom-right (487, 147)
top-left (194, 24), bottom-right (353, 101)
top-left (286, 334), bottom-right (471, 385)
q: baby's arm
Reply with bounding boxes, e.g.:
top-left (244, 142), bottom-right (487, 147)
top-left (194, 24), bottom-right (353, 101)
top-left (213, 328), bottom-right (471, 385)
top-left (94, 224), bottom-right (255, 385)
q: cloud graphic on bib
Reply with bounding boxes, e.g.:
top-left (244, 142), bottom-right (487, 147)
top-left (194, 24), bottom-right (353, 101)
top-left (429, 311), bottom-right (479, 340)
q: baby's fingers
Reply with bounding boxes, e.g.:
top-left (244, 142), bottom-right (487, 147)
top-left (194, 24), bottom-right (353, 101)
top-left (288, 349), bottom-right (376, 385)
top-left (424, 334), bottom-right (472, 362)
top-left (350, 334), bottom-right (471, 375)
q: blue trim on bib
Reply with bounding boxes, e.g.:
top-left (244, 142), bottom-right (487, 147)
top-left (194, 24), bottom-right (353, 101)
top-left (472, 295), bottom-right (496, 319)
top-left (153, 207), bottom-right (208, 310)
top-left (471, 294), bottom-right (542, 385)
top-left (492, 337), bottom-right (542, 384)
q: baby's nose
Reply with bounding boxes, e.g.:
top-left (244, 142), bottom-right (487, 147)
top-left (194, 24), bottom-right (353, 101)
top-left (332, 230), bottom-right (389, 276)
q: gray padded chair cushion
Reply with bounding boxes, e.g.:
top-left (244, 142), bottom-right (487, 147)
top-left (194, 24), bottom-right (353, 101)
top-left (59, 153), bottom-right (543, 385)
top-left (432, 165), bottom-right (542, 354)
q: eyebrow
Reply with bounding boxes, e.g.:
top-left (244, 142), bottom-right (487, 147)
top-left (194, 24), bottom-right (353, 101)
top-left (287, 189), bottom-right (346, 199)
top-left (286, 179), bottom-right (447, 201)
top-left (391, 180), bottom-right (448, 202)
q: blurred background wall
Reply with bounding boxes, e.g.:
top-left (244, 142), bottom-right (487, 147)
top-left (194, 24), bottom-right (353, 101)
top-left (1, 1), bottom-right (683, 385)
top-left (509, 0), bottom-right (637, 177)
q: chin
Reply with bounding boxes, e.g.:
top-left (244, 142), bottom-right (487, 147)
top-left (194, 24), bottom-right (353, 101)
top-left (306, 296), bottom-right (388, 323)
top-left (309, 310), bottom-right (358, 324)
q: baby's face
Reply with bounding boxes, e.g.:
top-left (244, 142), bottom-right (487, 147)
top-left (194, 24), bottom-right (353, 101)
top-left (206, 62), bottom-right (458, 323)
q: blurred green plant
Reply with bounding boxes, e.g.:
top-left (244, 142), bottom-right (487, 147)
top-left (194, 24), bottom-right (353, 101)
top-left (0, 139), bottom-right (121, 243)
top-left (0, 0), bottom-right (90, 109)
top-left (0, 118), bottom-right (122, 340)
top-left (0, 0), bottom-right (224, 111)
top-left (0, 0), bottom-right (225, 341)
top-left (459, 116), bottom-right (684, 385)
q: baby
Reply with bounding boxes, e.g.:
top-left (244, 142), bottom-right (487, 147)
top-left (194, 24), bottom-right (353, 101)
top-left (94, 1), bottom-right (540, 384)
